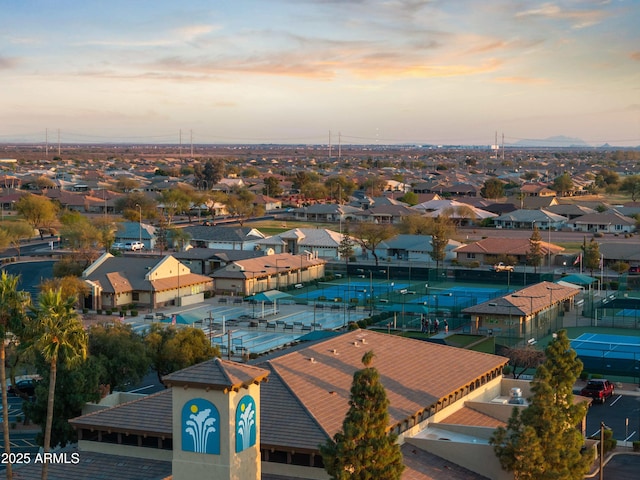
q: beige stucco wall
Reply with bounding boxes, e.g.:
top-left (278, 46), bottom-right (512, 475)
top-left (405, 436), bottom-right (512, 480)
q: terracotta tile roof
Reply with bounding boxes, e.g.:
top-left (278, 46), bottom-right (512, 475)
top-left (264, 329), bottom-right (508, 439)
top-left (13, 450), bottom-right (172, 480)
top-left (454, 237), bottom-right (564, 255)
top-left (259, 363), bottom-right (329, 451)
top-left (163, 357), bottom-right (269, 392)
top-left (70, 390), bottom-right (173, 436)
top-left (439, 406), bottom-right (506, 428)
top-left (463, 281), bottom-right (580, 316)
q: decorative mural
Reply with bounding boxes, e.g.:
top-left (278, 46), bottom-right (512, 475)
top-left (236, 395), bottom-right (256, 453)
top-left (182, 398), bottom-right (220, 454)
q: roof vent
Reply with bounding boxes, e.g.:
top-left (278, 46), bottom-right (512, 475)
top-left (309, 357), bottom-right (316, 363)
top-left (361, 338), bottom-right (367, 344)
top-left (332, 349), bottom-right (338, 355)
top-left (353, 342), bottom-right (360, 347)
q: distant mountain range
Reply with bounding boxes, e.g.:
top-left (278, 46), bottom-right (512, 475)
top-left (512, 136), bottom-right (590, 148)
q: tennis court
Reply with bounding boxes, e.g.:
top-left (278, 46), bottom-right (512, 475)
top-left (571, 333), bottom-right (640, 360)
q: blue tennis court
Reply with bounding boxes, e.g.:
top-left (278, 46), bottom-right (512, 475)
top-left (571, 333), bottom-right (640, 360)
top-left (300, 281), bottom-right (407, 302)
top-left (410, 286), bottom-right (510, 308)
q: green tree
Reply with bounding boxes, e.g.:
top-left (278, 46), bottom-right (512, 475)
top-left (59, 210), bottom-right (102, 268)
top-left (145, 324), bottom-right (219, 385)
top-left (0, 273), bottom-right (29, 480)
top-left (39, 276), bottom-right (90, 309)
top-left (490, 330), bottom-right (590, 480)
top-left (584, 239), bottom-right (601, 277)
top-left (338, 228), bottom-right (355, 265)
top-left (26, 289), bottom-right (88, 480)
top-left (23, 357), bottom-right (101, 451)
top-left (552, 173), bottom-right (574, 197)
top-left (225, 189), bottom-right (263, 226)
top-left (88, 323), bottom-right (151, 393)
top-left (320, 351), bottom-right (404, 480)
top-left (263, 177), bottom-right (283, 197)
top-left (429, 217), bottom-right (455, 271)
top-left (527, 226), bottom-right (543, 273)
top-left (202, 158), bottom-right (226, 185)
top-left (619, 175), bottom-right (640, 202)
top-left (15, 193), bottom-right (59, 239)
top-left (352, 222), bottom-right (396, 266)
top-left (481, 178), bottom-right (505, 200)
top-left (397, 191), bottom-right (418, 205)
top-left (0, 220), bottom-right (35, 257)
top-left (398, 215), bottom-right (432, 235)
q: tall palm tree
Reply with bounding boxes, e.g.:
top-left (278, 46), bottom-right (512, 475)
top-left (28, 289), bottom-right (87, 480)
top-left (0, 272), bottom-right (28, 480)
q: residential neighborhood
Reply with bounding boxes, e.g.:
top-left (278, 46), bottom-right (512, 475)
top-left (2, 143), bottom-right (640, 480)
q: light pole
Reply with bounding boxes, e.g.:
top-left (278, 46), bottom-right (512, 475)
top-left (135, 203), bottom-right (142, 249)
top-left (264, 259), bottom-right (291, 291)
top-left (511, 294), bottom-right (544, 342)
top-left (546, 285), bottom-right (563, 332)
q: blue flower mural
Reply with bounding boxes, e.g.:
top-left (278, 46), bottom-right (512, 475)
top-left (236, 395), bottom-right (256, 453)
top-left (182, 398), bottom-right (220, 454)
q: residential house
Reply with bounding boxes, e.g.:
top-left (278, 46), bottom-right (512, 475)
top-left (567, 210), bottom-right (637, 234)
top-left (519, 183), bottom-right (556, 197)
top-left (356, 204), bottom-right (420, 225)
top-left (413, 199), bottom-right (496, 226)
top-left (82, 253), bottom-right (213, 311)
top-left (182, 226), bottom-right (266, 250)
top-left (545, 204), bottom-right (596, 220)
top-left (292, 204), bottom-right (362, 222)
top-left (257, 228), bottom-right (362, 260)
top-left (492, 209), bottom-right (567, 230)
top-left (115, 221), bottom-right (156, 250)
top-left (454, 237), bottom-right (564, 266)
top-left (380, 234), bottom-right (463, 263)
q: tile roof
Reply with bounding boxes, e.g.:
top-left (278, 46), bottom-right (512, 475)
top-left (463, 281), bottom-right (580, 316)
top-left (13, 450), bottom-right (172, 480)
top-left (70, 390), bottom-right (173, 436)
top-left (262, 329), bottom-right (507, 440)
top-left (439, 406), bottom-right (506, 428)
top-left (454, 237), bottom-right (564, 255)
top-left (163, 357), bottom-right (269, 392)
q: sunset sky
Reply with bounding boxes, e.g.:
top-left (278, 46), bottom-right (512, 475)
top-left (1, 0), bottom-right (639, 145)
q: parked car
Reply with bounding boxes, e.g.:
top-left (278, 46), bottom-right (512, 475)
top-left (493, 262), bottom-right (514, 272)
top-left (8, 379), bottom-right (38, 397)
top-left (112, 242), bottom-right (126, 250)
top-left (125, 241), bottom-right (144, 251)
top-left (580, 379), bottom-right (615, 403)
top-left (629, 266), bottom-right (640, 274)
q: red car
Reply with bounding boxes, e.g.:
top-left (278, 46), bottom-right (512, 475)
top-left (580, 379), bottom-right (615, 404)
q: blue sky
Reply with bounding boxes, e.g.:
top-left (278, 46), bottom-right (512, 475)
top-left (1, 0), bottom-right (638, 145)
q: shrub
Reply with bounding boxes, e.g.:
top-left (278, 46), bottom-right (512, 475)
top-left (580, 371), bottom-right (589, 381)
top-left (502, 365), bottom-right (513, 375)
top-left (105, 309), bottom-right (112, 315)
top-left (96, 308), bottom-right (102, 315)
top-left (591, 373), bottom-right (603, 379)
top-left (130, 310), bottom-right (138, 317)
top-left (633, 441), bottom-right (640, 452)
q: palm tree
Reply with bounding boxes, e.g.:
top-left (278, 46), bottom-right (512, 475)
top-left (0, 272), bottom-right (28, 480)
top-left (28, 289), bottom-right (88, 480)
